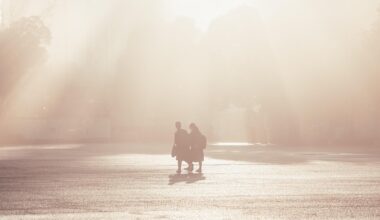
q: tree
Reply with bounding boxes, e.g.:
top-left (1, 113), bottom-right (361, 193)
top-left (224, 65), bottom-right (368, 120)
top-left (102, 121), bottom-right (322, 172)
top-left (201, 6), bottom-right (298, 144)
top-left (0, 16), bottom-right (50, 108)
top-left (359, 9), bottom-right (380, 144)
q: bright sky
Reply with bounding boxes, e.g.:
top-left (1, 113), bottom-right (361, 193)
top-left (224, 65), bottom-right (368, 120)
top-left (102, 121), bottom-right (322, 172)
top-left (0, 0), bottom-right (2, 23)
top-left (1, 0), bottom-right (379, 32)
top-left (167, 0), bottom-right (380, 31)
top-left (166, 0), bottom-right (283, 31)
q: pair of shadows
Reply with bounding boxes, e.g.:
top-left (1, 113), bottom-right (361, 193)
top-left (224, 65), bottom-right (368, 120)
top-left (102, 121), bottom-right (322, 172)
top-left (168, 173), bottom-right (206, 185)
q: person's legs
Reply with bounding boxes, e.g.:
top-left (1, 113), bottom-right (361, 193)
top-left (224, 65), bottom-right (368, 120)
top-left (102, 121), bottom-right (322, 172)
top-left (196, 161), bottom-right (202, 173)
top-left (184, 148), bottom-right (193, 171)
top-left (177, 160), bottom-right (182, 173)
top-left (184, 161), bottom-right (193, 171)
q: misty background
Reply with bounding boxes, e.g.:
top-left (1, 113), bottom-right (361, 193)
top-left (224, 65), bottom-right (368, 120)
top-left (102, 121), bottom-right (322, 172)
top-left (0, 0), bottom-right (380, 147)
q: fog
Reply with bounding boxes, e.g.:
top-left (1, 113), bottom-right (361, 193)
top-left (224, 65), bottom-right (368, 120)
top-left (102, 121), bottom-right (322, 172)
top-left (1, 0), bottom-right (380, 146)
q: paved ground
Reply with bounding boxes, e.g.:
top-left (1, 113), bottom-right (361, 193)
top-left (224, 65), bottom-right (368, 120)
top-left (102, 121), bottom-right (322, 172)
top-left (0, 143), bottom-right (380, 219)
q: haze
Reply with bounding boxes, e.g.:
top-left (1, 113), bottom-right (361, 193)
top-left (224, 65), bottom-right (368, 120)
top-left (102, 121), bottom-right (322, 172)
top-left (1, 0), bottom-right (380, 145)
top-left (2, 1), bottom-right (380, 219)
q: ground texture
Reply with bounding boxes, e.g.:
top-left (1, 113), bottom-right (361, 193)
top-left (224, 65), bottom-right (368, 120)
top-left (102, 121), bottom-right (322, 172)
top-left (0, 144), bottom-right (380, 219)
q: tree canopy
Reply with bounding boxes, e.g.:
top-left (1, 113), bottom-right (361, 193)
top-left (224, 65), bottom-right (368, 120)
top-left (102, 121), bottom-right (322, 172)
top-left (0, 16), bottom-right (50, 100)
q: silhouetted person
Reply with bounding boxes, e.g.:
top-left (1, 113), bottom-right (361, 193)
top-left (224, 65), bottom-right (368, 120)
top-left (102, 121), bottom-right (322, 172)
top-left (189, 123), bottom-right (207, 173)
top-left (172, 121), bottom-right (191, 174)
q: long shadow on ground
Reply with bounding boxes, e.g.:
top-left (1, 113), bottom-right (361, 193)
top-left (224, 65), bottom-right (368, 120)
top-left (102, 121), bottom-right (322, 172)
top-left (168, 173), bottom-right (206, 185)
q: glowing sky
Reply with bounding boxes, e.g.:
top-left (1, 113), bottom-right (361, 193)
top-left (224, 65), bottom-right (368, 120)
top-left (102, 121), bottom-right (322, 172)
top-left (167, 0), bottom-right (380, 31)
top-left (167, 0), bottom-right (282, 31)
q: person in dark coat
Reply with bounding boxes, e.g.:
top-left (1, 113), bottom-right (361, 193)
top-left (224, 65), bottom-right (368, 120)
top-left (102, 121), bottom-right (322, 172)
top-left (189, 123), bottom-right (206, 173)
top-left (173, 121), bottom-right (191, 174)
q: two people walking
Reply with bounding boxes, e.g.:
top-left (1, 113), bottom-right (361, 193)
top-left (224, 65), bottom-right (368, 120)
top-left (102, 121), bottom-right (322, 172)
top-left (172, 121), bottom-right (207, 174)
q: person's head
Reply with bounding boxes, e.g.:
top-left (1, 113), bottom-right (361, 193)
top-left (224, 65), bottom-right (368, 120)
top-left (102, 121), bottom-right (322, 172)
top-left (189, 123), bottom-right (198, 132)
top-left (175, 121), bottom-right (181, 130)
